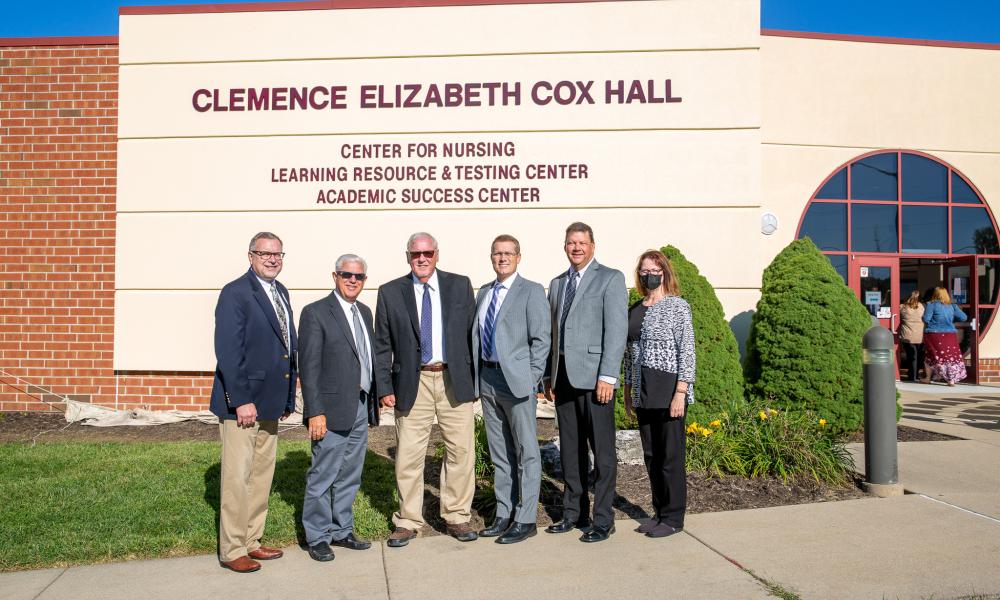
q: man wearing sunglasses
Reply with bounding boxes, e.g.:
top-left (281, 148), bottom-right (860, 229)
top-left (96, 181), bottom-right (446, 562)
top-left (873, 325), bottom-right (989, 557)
top-left (298, 254), bottom-right (376, 562)
top-left (210, 232), bottom-right (296, 573)
top-left (374, 232), bottom-right (478, 547)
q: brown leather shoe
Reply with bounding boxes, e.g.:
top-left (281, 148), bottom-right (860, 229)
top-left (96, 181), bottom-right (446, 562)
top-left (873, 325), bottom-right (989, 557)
top-left (220, 556), bottom-right (261, 573)
top-left (248, 546), bottom-right (283, 560)
top-left (446, 522), bottom-right (479, 542)
top-left (386, 527), bottom-right (417, 548)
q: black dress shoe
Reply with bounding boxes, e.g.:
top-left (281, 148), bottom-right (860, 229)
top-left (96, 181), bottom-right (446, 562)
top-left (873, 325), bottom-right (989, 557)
top-left (331, 532), bottom-right (371, 550)
top-left (307, 542), bottom-right (335, 562)
top-left (580, 523), bottom-right (615, 543)
top-left (545, 518), bottom-right (590, 534)
top-left (480, 517), bottom-right (512, 537)
top-left (497, 522), bottom-right (536, 544)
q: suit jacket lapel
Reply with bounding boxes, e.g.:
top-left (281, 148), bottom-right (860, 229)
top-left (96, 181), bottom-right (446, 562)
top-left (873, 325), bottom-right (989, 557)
top-left (326, 292), bottom-right (359, 359)
top-left (567, 261), bottom-right (600, 319)
top-left (249, 270), bottom-right (287, 348)
top-left (496, 275), bottom-right (522, 324)
top-left (401, 274), bottom-right (421, 339)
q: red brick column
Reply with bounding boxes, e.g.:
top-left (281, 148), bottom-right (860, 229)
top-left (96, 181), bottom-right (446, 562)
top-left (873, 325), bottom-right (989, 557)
top-left (0, 43), bottom-right (214, 412)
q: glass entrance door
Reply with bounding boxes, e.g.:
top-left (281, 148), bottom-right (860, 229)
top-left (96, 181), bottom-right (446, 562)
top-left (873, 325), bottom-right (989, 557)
top-left (941, 256), bottom-right (979, 383)
top-left (850, 256), bottom-right (899, 379)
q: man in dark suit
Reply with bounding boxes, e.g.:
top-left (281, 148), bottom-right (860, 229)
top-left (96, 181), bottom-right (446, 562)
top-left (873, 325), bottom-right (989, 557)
top-left (472, 234), bottom-right (550, 544)
top-left (544, 222), bottom-right (627, 543)
top-left (299, 254), bottom-right (376, 562)
top-left (374, 232), bottom-right (478, 547)
top-left (210, 232), bottom-right (296, 572)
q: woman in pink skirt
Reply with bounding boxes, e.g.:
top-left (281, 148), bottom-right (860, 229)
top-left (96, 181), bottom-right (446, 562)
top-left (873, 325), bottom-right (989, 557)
top-left (921, 287), bottom-right (968, 386)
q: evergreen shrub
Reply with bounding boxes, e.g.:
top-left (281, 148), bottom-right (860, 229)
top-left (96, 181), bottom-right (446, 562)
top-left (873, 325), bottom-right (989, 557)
top-left (743, 238), bottom-right (872, 434)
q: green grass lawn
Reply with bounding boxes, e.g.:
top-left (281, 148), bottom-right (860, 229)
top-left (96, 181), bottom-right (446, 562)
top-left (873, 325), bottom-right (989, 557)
top-left (0, 441), bottom-right (396, 571)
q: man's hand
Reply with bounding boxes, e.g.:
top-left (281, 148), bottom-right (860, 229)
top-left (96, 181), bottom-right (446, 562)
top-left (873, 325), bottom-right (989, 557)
top-left (595, 380), bottom-right (614, 404)
top-left (380, 394), bottom-right (396, 409)
top-left (235, 403), bottom-right (257, 428)
top-left (308, 415), bottom-right (327, 440)
top-left (543, 379), bottom-right (555, 403)
top-left (623, 385), bottom-right (635, 420)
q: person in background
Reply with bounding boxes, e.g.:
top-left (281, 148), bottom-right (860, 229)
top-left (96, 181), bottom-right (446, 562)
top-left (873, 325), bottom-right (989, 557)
top-left (922, 286), bottom-right (968, 386)
top-left (623, 250), bottom-right (695, 539)
top-left (898, 290), bottom-right (925, 382)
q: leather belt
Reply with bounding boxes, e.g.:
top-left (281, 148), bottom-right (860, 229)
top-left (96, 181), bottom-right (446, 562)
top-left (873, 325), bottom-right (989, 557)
top-left (481, 360), bottom-right (501, 369)
top-left (420, 363), bottom-right (448, 372)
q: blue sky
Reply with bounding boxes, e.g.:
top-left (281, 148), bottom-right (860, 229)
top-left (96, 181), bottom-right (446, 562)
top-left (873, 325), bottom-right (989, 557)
top-left (1, 0), bottom-right (999, 43)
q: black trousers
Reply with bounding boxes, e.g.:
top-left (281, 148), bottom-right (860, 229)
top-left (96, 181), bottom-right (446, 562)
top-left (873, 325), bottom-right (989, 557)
top-left (901, 342), bottom-right (923, 381)
top-left (554, 361), bottom-right (617, 528)
top-left (636, 407), bottom-right (686, 528)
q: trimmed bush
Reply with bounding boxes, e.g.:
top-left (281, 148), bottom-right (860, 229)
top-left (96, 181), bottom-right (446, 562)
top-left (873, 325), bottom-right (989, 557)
top-left (685, 400), bottom-right (853, 483)
top-left (616, 245), bottom-right (745, 428)
top-left (743, 238), bottom-right (872, 434)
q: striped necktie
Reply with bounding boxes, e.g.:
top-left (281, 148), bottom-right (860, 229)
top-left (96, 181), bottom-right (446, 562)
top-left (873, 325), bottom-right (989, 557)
top-left (482, 281), bottom-right (502, 360)
top-left (270, 282), bottom-right (289, 348)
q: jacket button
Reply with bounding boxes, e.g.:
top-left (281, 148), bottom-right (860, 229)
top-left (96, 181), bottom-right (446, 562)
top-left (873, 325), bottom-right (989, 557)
top-left (283, 354), bottom-right (288, 360)
top-left (284, 373), bottom-right (290, 379)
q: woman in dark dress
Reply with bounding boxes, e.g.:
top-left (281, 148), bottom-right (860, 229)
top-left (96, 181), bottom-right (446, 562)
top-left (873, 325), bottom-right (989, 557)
top-left (623, 249), bottom-right (695, 538)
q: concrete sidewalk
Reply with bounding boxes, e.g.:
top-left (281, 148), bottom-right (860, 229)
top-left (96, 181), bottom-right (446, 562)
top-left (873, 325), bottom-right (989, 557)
top-left (4, 385), bottom-right (1000, 600)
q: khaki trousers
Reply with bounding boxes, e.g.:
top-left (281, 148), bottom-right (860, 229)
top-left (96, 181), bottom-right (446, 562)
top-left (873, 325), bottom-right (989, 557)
top-left (393, 370), bottom-right (475, 530)
top-left (218, 418), bottom-right (278, 562)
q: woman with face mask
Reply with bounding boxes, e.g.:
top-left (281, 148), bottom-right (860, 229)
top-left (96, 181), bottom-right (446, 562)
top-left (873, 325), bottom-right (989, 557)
top-left (623, 249), bottom-right (695, 538)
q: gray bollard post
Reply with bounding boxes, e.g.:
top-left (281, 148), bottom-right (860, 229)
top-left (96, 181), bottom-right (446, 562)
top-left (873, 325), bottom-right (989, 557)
top-left (861, 325), bottom-right (904, 497)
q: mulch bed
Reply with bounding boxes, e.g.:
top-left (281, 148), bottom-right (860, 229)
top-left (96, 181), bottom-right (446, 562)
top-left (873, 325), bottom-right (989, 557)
top-left (3, 411), bottom-right (895, 535)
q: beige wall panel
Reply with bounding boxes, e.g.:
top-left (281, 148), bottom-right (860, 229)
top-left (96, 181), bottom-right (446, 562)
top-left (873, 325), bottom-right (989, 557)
top-left (117, 130), bottom-right (760, 212)
top-left (118, 51), bottom-right (759, 138)
top-left (119, 0), bottom-right (759, 64)
top-left (762, 36), bottom-right (1000, 152)
top-left (115, 207), bottom-right (762, 290)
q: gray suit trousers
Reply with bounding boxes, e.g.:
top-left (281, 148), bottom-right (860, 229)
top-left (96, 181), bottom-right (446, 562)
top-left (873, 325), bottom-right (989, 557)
top-left (302, 395), bottom-right (368, 545)
top-left (480, 365), bottom-right (541, 524)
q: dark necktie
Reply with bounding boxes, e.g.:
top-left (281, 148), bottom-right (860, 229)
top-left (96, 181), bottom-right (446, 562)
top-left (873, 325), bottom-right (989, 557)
top-left (482, 281), bottom-right (502, 360)
top-left (352, 304), bottom-right (371, 393)
top-left (420, 283), bottom-right (433, 364)
top-left (559, 271), bottom-right (578, 353)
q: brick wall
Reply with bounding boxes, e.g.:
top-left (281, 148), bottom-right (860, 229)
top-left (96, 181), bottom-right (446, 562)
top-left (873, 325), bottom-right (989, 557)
top-left (0, 43), bottom-right (214, 412)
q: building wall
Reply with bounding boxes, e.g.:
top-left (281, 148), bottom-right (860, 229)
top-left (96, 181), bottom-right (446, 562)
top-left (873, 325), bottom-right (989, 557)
top-left (0, 44), bottom-right (215, 412)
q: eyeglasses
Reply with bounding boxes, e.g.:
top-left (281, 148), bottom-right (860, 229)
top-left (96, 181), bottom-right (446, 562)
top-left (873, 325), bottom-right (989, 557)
top-left (408, 250), bottom-right (436, 260)
top-left (251, 251), bottom-right (285, 260)
top-left (565, 241), bottom-right (592, 249)
top-left (639, 270), bottom-right (663, 276)
top-left (337, 271), bottom-right (367, 281)
top-left (491, 252), bottom-right (518, 259)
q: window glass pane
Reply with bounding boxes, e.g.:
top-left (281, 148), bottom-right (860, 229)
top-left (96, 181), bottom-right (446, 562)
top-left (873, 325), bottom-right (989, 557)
top-left (816, 168), bottom-right (847, 199)
top-left (901, 153), bottom-right (947, 202)
top-left (851, 153), bottom-right (898, 201)
top-left (851, 204), bottom-right (898, 252)
top-left (799, 203), bottom-right (847, 251)
top-left (979, 258), bottom-right (1000, 305)
top-left (860, 266), bottom-right (892, 317)
top-left (980, 307), bottom-right (994, 341)
top-left (826, 255), bottom-right (848, 284)
top-left (952, 172), bottom-right (982, 204)
top-left (952, 207), bottom-right (999, 254)
top-left (901, 205), bottom-right (947, 253)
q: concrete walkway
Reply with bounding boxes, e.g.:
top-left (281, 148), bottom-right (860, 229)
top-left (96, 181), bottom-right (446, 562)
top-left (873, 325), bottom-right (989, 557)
top-left (4, 385), bottom-right (1000, 600)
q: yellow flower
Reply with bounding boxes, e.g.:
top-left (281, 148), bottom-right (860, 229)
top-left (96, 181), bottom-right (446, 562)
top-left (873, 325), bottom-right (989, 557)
top-left (768, 408), bottom-right (779, 416)
top-left (759, 411), bottom-right (768, 421)
top-left (819, 419), bottom-right (827, 427)
top-left (701, 428), bottom-right (713, 437)
top-left (686, 424), bottom-right (698, 434)
top-left (709, 419), bottom-right (722, 428)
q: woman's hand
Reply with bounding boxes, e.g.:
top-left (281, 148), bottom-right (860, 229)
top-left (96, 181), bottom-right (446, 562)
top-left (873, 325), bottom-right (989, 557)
top-left (669, 392), bottom-right (686, 418)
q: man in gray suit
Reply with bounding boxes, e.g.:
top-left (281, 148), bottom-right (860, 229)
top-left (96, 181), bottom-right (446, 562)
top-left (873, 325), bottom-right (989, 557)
top-left (544, 222), bottom-right (627, 543)
top-left (472, 234), bottom-right (551, 544)
top-left (299, 254), bottom-right (375, 562)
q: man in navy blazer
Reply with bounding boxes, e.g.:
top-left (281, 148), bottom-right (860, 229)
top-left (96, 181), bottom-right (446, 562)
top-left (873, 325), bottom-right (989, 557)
top-left (210, 232), bottom-right (296, 573)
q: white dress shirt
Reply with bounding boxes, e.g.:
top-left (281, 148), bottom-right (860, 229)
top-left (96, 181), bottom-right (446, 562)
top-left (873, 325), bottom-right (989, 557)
top-left (412, 270), bottom-right (445, 364)
top-left (333, 290), bottom-right (372, 367)
top-left (256, 274), bottom-right (291, 338)
top-left (561, 258), bottom-right (616, 385)
top-left (477, 272), bottom-right (518, 362)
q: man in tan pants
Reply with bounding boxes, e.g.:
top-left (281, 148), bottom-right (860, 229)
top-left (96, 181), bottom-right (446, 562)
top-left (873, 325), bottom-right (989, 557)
top-left (374, 232), bottom-right (479, 546)
top-left (210, 232), bottom-right (296, 572)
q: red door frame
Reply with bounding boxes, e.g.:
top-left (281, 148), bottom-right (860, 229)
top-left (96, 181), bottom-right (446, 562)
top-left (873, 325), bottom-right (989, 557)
top-left (941, 256), bottom-right (980, 384)
top-left (849, 255), bottom-right (900, 380)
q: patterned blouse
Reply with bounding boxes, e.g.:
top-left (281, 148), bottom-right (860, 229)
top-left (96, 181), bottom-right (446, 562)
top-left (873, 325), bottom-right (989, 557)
top-left (624, 296), bottom-right (696, 407)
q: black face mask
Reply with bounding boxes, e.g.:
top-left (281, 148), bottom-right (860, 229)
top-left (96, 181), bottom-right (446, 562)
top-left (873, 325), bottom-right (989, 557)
top-left (640, 274), bottom-right (662, 290)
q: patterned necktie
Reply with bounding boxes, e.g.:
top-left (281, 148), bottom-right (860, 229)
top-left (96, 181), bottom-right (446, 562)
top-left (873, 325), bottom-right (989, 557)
top-left (270, 282), bottom-right (289, 348)
top-left (420, 282), bottom-right (433, 364)
top-left (559, 271), bottom-right (578, 353)
top-left (482, 281), bottom-right (502, 360)
top-left (352, 304), bottom-right (371, 393)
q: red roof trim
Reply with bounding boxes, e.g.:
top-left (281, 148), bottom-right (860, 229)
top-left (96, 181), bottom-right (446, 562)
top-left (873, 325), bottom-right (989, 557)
top-left (0, 35), bottom-right (119, 47)
top-left (762, 29), bottom-right (1000, 51)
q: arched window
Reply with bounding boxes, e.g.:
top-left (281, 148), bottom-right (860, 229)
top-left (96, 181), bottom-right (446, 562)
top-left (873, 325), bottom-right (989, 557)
top-left (797, 150), bottom-right (1000, 340)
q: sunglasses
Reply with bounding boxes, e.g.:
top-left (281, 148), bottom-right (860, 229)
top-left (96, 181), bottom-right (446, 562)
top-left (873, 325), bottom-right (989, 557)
top-left (337, 271), bottom-right (367, 281)
top-left (408, 250), bottom-right (436, 260)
